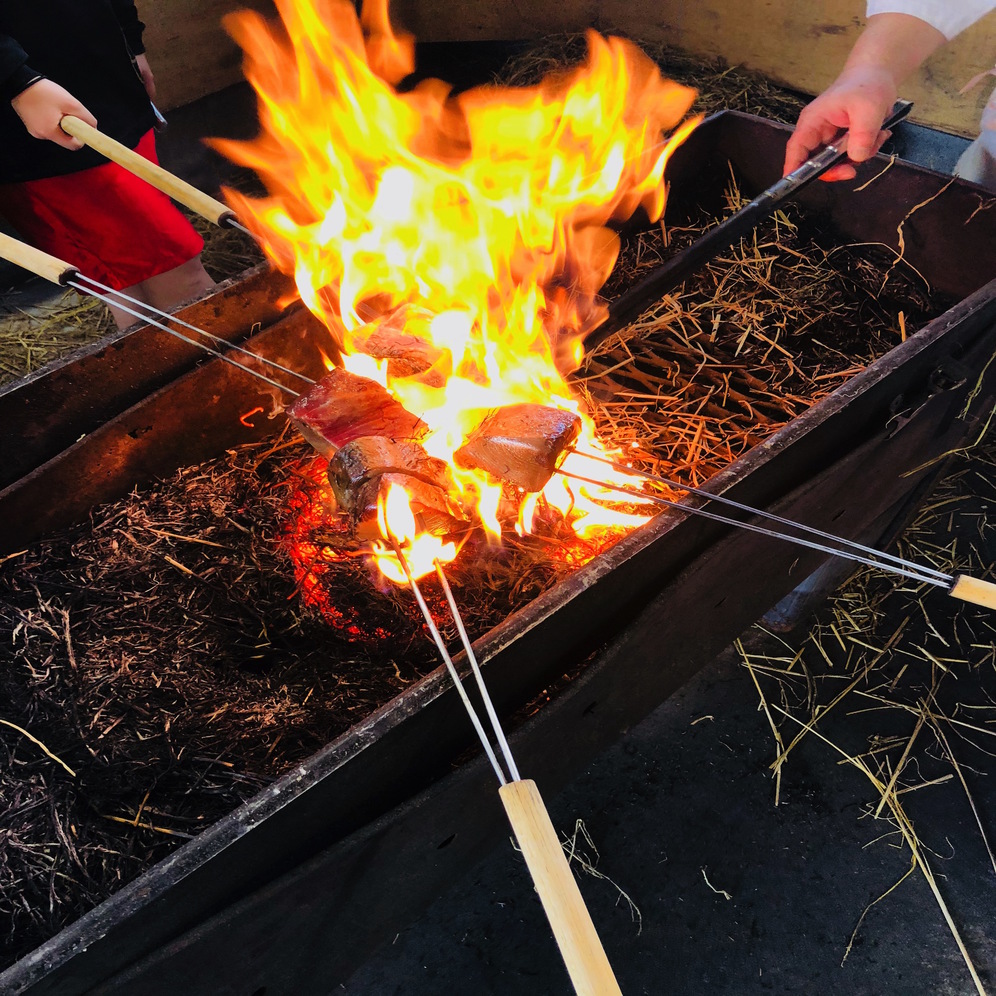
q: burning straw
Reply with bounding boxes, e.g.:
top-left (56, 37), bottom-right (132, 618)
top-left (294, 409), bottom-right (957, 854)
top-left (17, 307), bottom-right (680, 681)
top-left (0, 31), bottom-right (964, 979)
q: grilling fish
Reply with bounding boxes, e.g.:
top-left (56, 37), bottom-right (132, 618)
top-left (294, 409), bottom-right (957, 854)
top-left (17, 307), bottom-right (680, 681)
top-left (359, 304), bottom-right (450, 387)
top-left (352, 472), bottom-right (468, 540)
top-left (287, 368), bottom-right (425, 458)
top-left (455, 404), bottom-right (582, 492)
top-left (328, 436), bottom-right (454, 514)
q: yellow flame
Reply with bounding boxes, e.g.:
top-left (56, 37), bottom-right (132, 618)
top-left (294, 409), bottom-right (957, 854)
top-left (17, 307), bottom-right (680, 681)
top-left (217, 0), bottom-right (699, 562)
top-left (374, 481), bottom-right (457, 583)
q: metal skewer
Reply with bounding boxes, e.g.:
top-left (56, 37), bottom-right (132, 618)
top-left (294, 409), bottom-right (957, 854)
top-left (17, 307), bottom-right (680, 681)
top-left (555, 467), bottom-right (996, 609)
top-left (385, 538), bottom-right (620, 996)
top-left (73, 274), bottom-right (313, 395)
top-left (0, 230), bottom-right (310, 398)
top-left (390, 541), bottom-right (510, 784)
top-left (575, 451), bottom-right (951, 582)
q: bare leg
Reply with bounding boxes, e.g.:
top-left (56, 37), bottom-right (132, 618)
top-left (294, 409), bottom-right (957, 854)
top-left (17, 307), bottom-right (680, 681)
top-left (108, 282), bottom-right (151, 330)
top-left (136, 256), bottom-right (216, 313)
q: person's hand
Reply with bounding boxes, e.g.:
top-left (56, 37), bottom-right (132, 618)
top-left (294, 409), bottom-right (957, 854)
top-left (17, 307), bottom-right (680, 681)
top-left (783, 66), bottom-right (897, 181)
top-left (10, 78), bottom-right (97, 150)
top-left (133, 53), bottom-right (156, 100)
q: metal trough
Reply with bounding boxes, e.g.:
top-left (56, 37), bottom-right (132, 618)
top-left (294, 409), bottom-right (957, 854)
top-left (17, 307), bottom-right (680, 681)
top-left (2, 110), bottom-right (996, 995)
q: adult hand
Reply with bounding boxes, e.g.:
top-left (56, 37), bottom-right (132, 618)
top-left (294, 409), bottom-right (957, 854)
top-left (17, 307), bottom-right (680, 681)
top-left (133, 53), bottom-right (156, 100)
top-left (782, 13), bottom-right (947, 182)
top-left (783, 66), bottom-right (896, 181)
top-left (11, 78), bottom-right (97, 150)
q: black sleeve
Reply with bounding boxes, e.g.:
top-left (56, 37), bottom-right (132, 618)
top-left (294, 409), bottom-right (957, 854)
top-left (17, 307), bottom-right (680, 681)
top-left (0, 32), bottom-right (40, 101)
top-left (109, 0), bottom-right (147, 55)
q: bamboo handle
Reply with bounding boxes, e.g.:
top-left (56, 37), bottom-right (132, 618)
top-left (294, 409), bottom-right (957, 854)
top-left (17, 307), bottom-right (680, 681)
top-left (499, 779), bottom-right (622, 996)
top-left (0, 229), bottom-right (77, 285)
top-left (60, 115), bottom-right (235, 227)
top-left (949, 574), bottom-right (996, 610)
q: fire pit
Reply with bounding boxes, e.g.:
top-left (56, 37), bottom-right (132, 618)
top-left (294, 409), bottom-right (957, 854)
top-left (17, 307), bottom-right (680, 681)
top-left (2, 102), bottom-right (996, 993)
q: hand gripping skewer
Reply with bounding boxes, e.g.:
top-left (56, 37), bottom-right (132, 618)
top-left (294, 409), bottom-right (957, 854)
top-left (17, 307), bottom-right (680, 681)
top-left (0, 220), bottom-right (993, 612)
top-left (387, 540), bottom-right (621, 996)
top-left (581, 100), bottom-right (915, 352)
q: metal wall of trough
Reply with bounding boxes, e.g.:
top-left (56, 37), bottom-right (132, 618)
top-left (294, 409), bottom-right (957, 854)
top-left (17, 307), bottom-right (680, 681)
top-left (3, 112), bottom-right (996, 994)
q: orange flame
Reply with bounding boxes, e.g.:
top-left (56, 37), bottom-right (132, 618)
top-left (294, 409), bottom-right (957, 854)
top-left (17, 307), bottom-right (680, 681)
top-left (217, 0), bottom-right (698, 567)
top-left (374, 480), bottom-right (457, 584)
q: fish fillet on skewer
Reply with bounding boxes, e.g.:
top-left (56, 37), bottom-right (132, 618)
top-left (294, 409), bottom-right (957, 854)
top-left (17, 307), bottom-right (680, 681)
top-left (287, 367), bottom-right (426, 458)
top-left (455, 404), bottom-right (582, 492)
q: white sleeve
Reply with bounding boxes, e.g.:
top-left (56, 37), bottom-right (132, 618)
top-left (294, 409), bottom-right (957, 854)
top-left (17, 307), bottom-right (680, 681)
top-left (866, 0), bottom-right (996, 39)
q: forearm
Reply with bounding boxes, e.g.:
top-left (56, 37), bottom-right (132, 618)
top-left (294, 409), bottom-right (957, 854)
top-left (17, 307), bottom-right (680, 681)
top-left (839, 13), bottom-right (946, 90)
top-left (783, 12), bottom-right (948, 176)
top-left (0, 32), bottom-right (35, 101)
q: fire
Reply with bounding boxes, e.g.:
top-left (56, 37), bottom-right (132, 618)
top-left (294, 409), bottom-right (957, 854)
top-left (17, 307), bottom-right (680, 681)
top-left (374, 481), bottom-right (457, 584)
top-left (216, 0), bottom-right (699, 580)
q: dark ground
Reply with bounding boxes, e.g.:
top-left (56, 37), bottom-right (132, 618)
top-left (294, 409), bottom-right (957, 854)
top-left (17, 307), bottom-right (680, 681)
top-left (341, 437), bottom-right (996, 994)
top-left (341, 636), bottom-right (996, 996)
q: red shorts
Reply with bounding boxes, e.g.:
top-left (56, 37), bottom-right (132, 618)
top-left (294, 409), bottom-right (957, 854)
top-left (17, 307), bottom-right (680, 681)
top-left (0, 130), bottom-right (204, 290)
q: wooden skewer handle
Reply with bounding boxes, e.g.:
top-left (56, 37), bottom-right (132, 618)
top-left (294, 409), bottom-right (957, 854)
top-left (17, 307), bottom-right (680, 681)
top-left (60, 115), bottom-right (235, 227)
top-left (0, 229), bottom-right (77, 285)
top-left (948, 574), bottom-right (996, 610)
top-left (499, 779), bottom-right (622, 996)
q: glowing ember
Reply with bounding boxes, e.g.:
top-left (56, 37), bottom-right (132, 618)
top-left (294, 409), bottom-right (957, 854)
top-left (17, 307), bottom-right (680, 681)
top-left (217, 0), bottom-right (699, 582)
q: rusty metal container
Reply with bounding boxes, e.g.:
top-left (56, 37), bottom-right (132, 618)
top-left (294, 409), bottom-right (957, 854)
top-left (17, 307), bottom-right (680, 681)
top-left (2, 110), bottom-right (996, 995)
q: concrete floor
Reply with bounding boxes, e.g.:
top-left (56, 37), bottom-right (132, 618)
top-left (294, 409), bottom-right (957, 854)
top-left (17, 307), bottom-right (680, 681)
top-left (340, 636), bottom-right (996, 995)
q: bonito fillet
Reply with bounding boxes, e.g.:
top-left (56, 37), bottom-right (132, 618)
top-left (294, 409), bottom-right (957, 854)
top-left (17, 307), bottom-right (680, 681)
top-left (455, 404), bottom-right (582, 492)
top-left (328, 436), bottom-right (454, 514)
top-left (287, 367), bottom-right (426, 458)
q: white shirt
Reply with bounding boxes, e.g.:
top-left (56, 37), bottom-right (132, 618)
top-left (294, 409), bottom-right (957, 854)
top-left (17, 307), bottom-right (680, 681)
top-left (866, 0), bottom-right (996, 39)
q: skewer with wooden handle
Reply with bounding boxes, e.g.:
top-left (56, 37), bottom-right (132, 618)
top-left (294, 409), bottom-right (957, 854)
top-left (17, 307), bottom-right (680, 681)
top-left (0, 230), bottom-right (78, 285)
top-left (391, 553), bottom-right (620, 996)
top-left (560, 460), bottom-right (996, 613)
top-left (582, 100), bottom-right (914, 352)
top-left (59, 114), bottom-right (239, 229)
top-left (0, 231), bottom-right (311, 395)
top-left (499, 779), bottom-right (622, 996)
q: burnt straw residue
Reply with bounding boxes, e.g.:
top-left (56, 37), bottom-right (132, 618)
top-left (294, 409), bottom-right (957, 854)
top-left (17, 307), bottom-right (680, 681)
top-left (0, 45), bottom-right (958, 972)
top-left (0, 431), bottom-right (588, 966)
